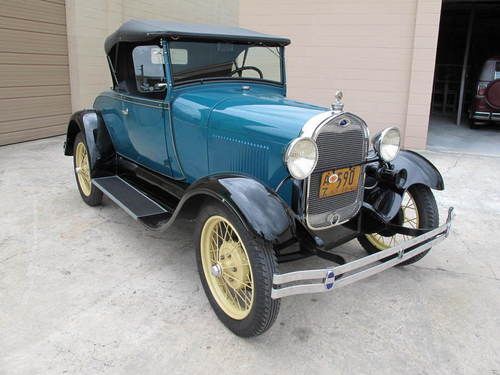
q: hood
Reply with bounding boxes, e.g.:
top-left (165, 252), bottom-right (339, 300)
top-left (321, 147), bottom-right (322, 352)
top-left (172, 82), bottom-right (326, 144)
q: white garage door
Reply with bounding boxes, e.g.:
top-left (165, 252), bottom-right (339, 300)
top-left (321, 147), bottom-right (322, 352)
top-left (0, 0), bottom-right (71, 146)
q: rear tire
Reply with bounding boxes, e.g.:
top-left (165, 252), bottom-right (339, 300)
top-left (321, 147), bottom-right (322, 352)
top-left (359, 184), bottom-right (439, 266)
top-left (73, 132), bottom-right (102, 206)
top-left (469, 118), bottom-right (482, 129)
top-left (195, 202), bottom-right (280, 337)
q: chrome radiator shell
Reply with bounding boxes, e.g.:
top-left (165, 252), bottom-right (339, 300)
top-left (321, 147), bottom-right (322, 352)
top-left (302, 112), bottom-right (369, 230)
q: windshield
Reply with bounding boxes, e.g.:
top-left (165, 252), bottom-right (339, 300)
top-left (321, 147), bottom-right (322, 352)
top-left (168, 41), bottom-right (282, 85)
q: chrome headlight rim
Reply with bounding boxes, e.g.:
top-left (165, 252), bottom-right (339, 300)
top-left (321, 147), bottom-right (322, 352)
top-left (373, 126), bottom-right (401, 162)
top-left (284, 137), bottom-right (319, 180)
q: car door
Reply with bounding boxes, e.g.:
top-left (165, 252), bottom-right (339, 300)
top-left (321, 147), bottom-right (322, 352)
top-left (120, 45), bottom-right (171, 175)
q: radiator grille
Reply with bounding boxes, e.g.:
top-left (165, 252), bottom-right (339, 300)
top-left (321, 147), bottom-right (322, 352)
top-left (316, 130), bottom-right (367, 169)
top-left (306, 113), bottom-right (368, 229)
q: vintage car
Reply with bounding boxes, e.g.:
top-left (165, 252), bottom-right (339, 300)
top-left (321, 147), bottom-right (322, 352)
top-left (469, 57), bottom-right (500, 128)
top-left (64, 20), bottom-right (453, 337)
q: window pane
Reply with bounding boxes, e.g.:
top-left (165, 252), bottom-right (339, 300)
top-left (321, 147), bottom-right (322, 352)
top-left (171, 48), bottom-right (188, 65)
top-left (132, 45), bottom-right (166, 94)
top-left (237, 46), bottom-right (281, 82)
top-left (169, 41), bottom-right (282, 85)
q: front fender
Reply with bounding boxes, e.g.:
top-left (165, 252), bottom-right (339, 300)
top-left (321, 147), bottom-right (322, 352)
top-left (392, 150), bottom-right (444, 190)
top-left (361, 150), bottom-right (444, 227)
top-left (176, 175), bottom-right (296, 245)
top-left (64, 110), bottom-right (115, 177)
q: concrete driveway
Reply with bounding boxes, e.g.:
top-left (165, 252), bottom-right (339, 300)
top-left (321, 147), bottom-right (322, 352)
top-left (1, 136), bottom-right (499, 374)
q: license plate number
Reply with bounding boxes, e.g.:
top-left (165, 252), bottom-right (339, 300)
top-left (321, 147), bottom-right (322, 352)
top-left (319, 165), bottom-right (362, 198)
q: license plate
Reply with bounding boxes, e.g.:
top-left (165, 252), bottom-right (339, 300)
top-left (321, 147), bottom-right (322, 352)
top-left (319, 165), bottom-right (362, 198)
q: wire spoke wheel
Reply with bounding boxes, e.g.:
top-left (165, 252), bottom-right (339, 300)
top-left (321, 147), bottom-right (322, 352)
top-left (200, 215), bottom-right (254, 320)
top-left (72, 132), bottom-right (102, 206)
top-left (196, 204), bottom-right (280, 336)
top-left (359, 184), bottom-right (439, 266)
top-left (75, 141), bottom-right (92, 197)
top-left (365, 191), bottom-right (420, 250)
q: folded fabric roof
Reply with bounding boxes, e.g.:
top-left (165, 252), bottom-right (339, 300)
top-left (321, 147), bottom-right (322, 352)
top-left (105, 19), bottom-right (291, 54)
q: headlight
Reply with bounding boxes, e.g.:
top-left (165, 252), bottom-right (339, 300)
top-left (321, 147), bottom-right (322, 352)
top-left (284, 137), bottom-right (318, 180)
top-left (373, 127), bottom-right (401, 162)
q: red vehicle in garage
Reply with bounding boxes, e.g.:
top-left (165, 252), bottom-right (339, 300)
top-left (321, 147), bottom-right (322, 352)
top-left (470, 57), bottom-right (500, 128)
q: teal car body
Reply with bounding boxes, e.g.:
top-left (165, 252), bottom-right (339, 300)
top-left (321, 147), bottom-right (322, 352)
top-left (94, 81), bottom-right (325, 204)
top-left (63, 20), bottom-right (453, 337)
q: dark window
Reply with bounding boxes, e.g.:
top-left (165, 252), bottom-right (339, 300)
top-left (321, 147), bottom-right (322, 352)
top-left (131, 45), bottom-right (167, 96)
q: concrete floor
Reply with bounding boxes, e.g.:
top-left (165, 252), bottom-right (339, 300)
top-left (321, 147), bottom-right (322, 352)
top-left (1, 136), bottom-right (499, 375)
top-left (427, 114), bottom-right (500, 157)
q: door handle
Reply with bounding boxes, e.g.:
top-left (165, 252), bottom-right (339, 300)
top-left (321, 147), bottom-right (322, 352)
top-left (121, 108), bottom-right (129, 116)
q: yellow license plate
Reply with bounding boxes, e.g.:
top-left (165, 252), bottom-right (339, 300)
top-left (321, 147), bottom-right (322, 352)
top-left (319, 165), bottom-right (362, 198)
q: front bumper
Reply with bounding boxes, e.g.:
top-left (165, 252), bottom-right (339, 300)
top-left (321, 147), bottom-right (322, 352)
top-left (271, 207), bottom-right (454, 299)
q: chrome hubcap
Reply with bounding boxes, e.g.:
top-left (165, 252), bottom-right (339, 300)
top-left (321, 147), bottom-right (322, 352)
top-left (210, 263), bottom-right (222, 278)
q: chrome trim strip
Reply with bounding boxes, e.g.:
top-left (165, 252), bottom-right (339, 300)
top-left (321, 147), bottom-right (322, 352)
top-left (271, 207), bottom-right (454, 299)
top-left (100, 92), bottom-right (169, 109)
top-left (300, 111), bottom-right (336, 138)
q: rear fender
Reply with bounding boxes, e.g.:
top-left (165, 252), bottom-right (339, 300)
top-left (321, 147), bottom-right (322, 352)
top-left (64, 110), bottom-right (115, 177)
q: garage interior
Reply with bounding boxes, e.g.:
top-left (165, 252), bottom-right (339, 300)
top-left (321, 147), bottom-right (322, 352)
top-left (427, 0), bottom-right (500, 155)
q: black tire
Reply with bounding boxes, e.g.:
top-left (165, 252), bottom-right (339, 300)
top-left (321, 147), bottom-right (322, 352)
top-left (195, 202), bottom-right (280, 337)
top-left (358, 184), bottom-right (439, 266)
top-left (73, 132), bottom-right (102, 206)
top-left (469, 118), bottom-right (482, 129)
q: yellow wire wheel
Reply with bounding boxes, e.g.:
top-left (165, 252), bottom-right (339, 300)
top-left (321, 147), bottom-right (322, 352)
top-left (75, 141), bottom-right (92, 197)
top-left (200, 215), bottom-right (255, 320)
top-left (365, 190), bottom-right (420, 250)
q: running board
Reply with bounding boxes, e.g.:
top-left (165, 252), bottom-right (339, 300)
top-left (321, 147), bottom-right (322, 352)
top-left (92, 176), bottom-right (171, 221)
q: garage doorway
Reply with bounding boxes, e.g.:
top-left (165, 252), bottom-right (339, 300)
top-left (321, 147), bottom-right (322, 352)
top-left (427, 0), bottom-right (500, 156)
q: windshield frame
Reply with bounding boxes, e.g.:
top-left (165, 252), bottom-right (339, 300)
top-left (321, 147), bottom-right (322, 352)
top-left (164, 40), bottom-right (286, 87)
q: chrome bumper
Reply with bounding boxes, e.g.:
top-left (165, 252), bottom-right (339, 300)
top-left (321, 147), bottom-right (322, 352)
top-left (472, 111), bottom-right (500, 121)
top-left (271, 207), bottom-right (454, 299)
top-left (472, 111), bottom-right (491, 120)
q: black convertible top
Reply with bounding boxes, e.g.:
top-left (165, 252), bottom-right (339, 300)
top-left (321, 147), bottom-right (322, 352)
top-left (104, 19), bottom-right (291, 54)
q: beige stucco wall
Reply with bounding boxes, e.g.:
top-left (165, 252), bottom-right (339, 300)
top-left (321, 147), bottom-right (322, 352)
top-left (65, 0), bottom-right (239, 112)
top-left (240, 0), bottom-right (442, 149)
top-left (65, 0), bottom-right (440, 149)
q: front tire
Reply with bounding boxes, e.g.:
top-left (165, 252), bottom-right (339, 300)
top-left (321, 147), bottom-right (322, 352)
top-left (73, 132), bottom-right (102, 206)
top-left (359, 184), bottom-right (439, 266)
top-left (195, 203), bottom-right (280, 337)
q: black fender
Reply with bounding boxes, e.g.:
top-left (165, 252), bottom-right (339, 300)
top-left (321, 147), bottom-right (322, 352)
top-left (392, 150), bottom-right (444, 190)
top-left (172, 174), bottom-right (297, 245)
top-left (361, 150), bottom-right (444, 228)
top-left (64, 110), bottom-right (115, 177)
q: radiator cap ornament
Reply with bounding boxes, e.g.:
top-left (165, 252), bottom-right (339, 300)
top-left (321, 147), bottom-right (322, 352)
top-left (331, 89), bottom-right (344, 114)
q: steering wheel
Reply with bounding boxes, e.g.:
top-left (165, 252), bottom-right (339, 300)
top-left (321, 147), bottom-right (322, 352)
top-left (231, 66), bottom-right (264, 79)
